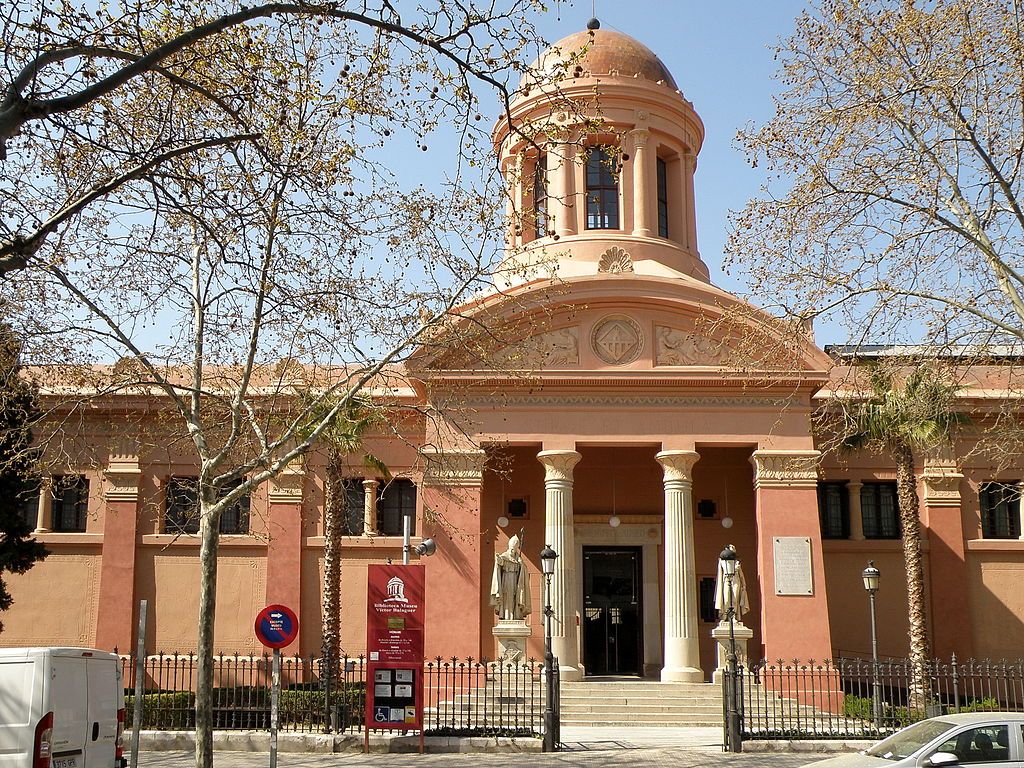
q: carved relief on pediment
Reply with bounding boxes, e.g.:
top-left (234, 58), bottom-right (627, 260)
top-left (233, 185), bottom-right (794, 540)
top-left (655, 325), bottom-right (730, 366)
top-left (490, 327), bottom-right (580, 369)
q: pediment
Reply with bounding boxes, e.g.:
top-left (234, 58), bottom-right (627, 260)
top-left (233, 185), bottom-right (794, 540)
top-left (410, 274), bottom-right (832, 376)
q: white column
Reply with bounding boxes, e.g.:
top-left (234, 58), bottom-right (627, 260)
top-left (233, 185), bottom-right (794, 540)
top-left (537, 449), bottom-right (583, 681)
top-left (363, 478), bottom-right (379, 535)
top-left (34, 477), bottom-right (52, 533)
top-left (629, 129), bottom-right (653, 238)
top-left (656, 450), bottom-right (704, 682)
top-left (848, 481), bottom-right (865, 540)
top-left (549, 139), bottom-right (577, 239)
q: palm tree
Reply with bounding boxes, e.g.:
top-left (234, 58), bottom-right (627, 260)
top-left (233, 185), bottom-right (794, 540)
top-left (839, 361), bottom-right (967, 707)
top-left (317, 403), bottom-right (387, 684)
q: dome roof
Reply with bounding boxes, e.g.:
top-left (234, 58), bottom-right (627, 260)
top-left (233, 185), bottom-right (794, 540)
top-left (526, 27), bottom-right (678, 90)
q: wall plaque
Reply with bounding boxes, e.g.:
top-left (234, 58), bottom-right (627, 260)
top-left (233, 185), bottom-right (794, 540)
top-left (773, 536), bottom-right (813, 596)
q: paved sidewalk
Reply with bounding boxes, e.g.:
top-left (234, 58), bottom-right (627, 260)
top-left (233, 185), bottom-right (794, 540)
top-left (138, 750), bottom-right (830, 767)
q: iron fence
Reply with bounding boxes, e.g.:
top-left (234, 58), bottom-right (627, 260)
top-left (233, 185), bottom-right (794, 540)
top-left (119, 653), bottom-right (549, 737)
top-left (730, 656), bottom-right (1024, 741)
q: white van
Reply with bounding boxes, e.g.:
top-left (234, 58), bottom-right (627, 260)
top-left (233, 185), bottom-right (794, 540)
top-left (0, 648), bottom-right (125, 768)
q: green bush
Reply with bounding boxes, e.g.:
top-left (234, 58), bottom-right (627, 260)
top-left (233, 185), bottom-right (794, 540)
top-left (125, 692), bottom-right (196, 729)
top-left (959, 697), bottom-right (1000, 713)
top-left (844, 694), bottom-right (875, 721)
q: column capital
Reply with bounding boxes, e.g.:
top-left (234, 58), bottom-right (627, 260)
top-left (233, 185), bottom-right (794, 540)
top-left (104, 453), bottom-right (141, 503)
top-left (628, 128), bottom-right (650, 149)
top-left (750, 450), bottom-right (821, 489)
top-left (537, 450), bottom-right (582, 484)
top-left (921, 463), bottom-right (964, 508)
top-left (268, 459), bottom-right (305, 504)
top-left (421, 448), bottom-right (486, 487)
top-left (656, 450), bottom-right (699, 484)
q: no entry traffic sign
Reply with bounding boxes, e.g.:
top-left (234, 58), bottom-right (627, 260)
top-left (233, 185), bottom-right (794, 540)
top-left (254, 604), bottom-right (299, 649)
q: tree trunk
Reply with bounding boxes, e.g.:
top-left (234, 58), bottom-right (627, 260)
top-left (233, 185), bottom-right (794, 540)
top-left (893, 441), bottom-right (931, 709)
top-left (321, 449), bottom-right (344, 687)
top-left (194, 486), bottom-right (221, 768)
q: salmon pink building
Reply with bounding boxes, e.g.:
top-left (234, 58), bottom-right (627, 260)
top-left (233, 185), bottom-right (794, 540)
top-left (6, 25), bottom-right (1024, 681)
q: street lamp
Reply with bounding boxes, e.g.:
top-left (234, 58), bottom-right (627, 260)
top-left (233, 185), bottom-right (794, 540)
top-left (863, 560), bottom-right (883, 729)
top-left (719, 546), bottom-right (742, 753)
top-left (540, 545), bottom-right (558, 753)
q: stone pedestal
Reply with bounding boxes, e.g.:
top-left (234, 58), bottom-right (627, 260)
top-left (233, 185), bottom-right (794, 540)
top-left (492, 620), bottom-right (532, 664)
top-left (711, 619), bottom-right (754, 683)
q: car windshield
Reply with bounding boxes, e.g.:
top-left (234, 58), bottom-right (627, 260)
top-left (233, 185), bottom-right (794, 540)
top-left (865, 720), bottom-right (959, 760)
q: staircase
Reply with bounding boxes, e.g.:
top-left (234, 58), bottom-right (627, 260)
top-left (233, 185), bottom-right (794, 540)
top-left (559, 679), bottom-right (724, 727)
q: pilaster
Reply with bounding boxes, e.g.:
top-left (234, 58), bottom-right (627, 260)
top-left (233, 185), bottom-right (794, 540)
top-left (95, 446), bottom-right (142, 651)
top-left (266, 459), bottom-right (305, 651)
top-left (420, 449), bottom-right (486, 659)
top-left (922, 458), bottom-right (972, 658)
top-left (362, 478), bottom-right (379, 535)
top-left (750, 449), bottom-right (833, 662)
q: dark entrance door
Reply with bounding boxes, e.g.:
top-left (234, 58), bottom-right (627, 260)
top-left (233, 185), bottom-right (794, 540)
top-left (582, 547), bottom-right (643, 676)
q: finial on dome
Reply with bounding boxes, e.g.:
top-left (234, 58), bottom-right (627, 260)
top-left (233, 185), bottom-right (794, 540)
top-left (587, 17), bottom-right (601, 30)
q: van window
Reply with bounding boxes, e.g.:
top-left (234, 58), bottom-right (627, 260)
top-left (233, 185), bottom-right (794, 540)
top-left (0, 661), bottom-right (34, 725)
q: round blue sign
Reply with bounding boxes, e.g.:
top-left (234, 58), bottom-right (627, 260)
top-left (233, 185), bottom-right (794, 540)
top-left (254, 604), bottom-right (299, 649)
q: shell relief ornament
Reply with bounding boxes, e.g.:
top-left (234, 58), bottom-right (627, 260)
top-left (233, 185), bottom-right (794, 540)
top-left (597, 247), bottom-right (634, 274)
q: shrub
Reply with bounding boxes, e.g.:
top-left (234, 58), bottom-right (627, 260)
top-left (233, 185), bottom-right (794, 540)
top-left (124, 692), bottom-right (196, 729)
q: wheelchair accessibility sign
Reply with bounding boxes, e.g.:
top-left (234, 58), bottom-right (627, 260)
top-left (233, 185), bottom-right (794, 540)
top-left (374, 706), bottom-right (389, 723)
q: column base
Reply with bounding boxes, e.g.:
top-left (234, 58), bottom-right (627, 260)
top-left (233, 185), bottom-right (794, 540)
top-left (660, 666), bottom-right (704, 683)
top-left (558, 664), bottom-right (584, 682)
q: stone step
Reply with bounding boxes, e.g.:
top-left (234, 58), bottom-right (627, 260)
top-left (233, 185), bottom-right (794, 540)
top-left (560, 696), bottom-right (722, 706)
top-left (561, 704), bottom-right (723, 716)
top-left (560, 716), bottom-right (722, 727)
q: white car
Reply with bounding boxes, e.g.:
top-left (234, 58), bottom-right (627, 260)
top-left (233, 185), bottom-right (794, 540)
top-left (809, 713), bottom-right (1024, 768)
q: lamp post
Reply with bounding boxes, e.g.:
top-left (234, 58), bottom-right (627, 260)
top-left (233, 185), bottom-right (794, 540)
top-left (540, 545), bottom-right (558, 752)
top-left (862, 560), bottom-right (882, 729)
top-left (719, 546), bottom-right (742, 753)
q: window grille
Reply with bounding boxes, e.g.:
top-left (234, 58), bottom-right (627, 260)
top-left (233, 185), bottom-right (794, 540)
top-left (377, 478), bottom-right (416, 536)
top-left (817, 482), bottom-right (850, 539)
top-left (51, 475), bottom-right (89, 532)
top-left (861, 482), bottom-right (900, 539)
top-left (165, 476), bottom-right (250, 535)
top-left (980, 482), bottom-right (1021, 539)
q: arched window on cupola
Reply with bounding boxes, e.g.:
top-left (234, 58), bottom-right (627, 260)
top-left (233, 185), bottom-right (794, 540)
top-left (585, 146), bottom-right (619, 230)
top-left (657, 156), bottom-right (669, 238)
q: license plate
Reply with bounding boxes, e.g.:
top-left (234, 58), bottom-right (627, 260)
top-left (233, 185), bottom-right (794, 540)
top-left (52, 755), bottom-right (79, 768)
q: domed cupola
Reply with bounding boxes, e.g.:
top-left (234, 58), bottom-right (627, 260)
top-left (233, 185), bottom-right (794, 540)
top-left (493, 20), bottom-right (709, 283)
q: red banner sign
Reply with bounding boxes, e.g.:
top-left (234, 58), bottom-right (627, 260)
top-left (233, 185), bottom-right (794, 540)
top-left (365, 564), bottom-right (425, 734)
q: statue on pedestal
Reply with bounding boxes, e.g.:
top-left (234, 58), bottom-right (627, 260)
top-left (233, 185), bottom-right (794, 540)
top-left (489, 534), bottom-right (531, 620)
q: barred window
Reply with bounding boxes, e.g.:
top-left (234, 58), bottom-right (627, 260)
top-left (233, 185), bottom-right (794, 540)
top-left (657, 156), bottom-right (669, 238)
top-left (818, 482), bottom-right (849, 539)
top-left (585, 147), bottom-right (619, 230)
top-left (165, 477), bottom-right (250, 535)
top-left (378, 478), bottom-right (416, 536)
top-left (339, 478), bottom-right (365, 535)
top-left (698, 576), bottom-right (718, 623)
top-left (980, 482), bottom-right (1021, 539)
top-left (861, 482), bottom-right (900, 539)
top-left (52, 475), bottom-right (89, 532)
top-left (15, 483), bottom-right (40, 532)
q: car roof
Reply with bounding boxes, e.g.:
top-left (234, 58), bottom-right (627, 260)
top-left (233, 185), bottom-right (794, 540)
top-left (930, 712), bottom-right (1024, 725)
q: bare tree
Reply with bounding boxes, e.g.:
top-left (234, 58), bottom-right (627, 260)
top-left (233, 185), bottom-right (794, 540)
top-left (727, 0), bottom-right (1024, 348)
top-left (1, 3), bottom-right (569, 766)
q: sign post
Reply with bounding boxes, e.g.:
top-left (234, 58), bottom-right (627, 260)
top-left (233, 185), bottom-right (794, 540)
top-left (254, 604), bottom-right (299, 768)
top-left (364, 563), bottom-right (426, 753)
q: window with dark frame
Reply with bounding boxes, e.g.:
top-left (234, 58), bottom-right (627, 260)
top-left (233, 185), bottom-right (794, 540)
top-left (657, 156), bottom-right (669, 237)
top-left (817, 482), bottom-right (850, 539)
top-left (377, 478), bottom-right (416, 536)
top-left (165, 476), bottom-right (250, 535)
top-left (533, 153), bottom-right (548, 239)
top-left (15, 483), bottom-right (40, 532)
top-left (980, 482), bottom-right (1021, 539)
top-left (585, 147), bottom-right (619, 230)
top-left (861, 482), bottom-right (900, 539)
top-left (51, 475), bottom-right (89, 532)
top-left (339, 478), bottom-right (365, 535)
top-left (698, 576), bottom-right (718, 623)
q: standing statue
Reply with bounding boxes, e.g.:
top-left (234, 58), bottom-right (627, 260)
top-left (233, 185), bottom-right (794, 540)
top-left (714, 544), bottom-right (750, 618)
top-left (489, 534), bottom-right (532, 620)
